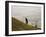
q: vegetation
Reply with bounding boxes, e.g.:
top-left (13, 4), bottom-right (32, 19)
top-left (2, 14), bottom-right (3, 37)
top-left (12, 17), bottom-right (41, 31)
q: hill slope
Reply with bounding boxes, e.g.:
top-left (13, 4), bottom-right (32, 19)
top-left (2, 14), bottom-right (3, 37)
top-left (12, 17), bottom-right (40, 31)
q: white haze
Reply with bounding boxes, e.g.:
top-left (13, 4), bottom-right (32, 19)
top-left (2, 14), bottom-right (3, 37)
top-left (11, 5), bottom-right (41, 28)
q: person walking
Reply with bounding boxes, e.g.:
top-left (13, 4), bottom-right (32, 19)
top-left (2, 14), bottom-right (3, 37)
top-left (25, 17), bottom-right (28, 24)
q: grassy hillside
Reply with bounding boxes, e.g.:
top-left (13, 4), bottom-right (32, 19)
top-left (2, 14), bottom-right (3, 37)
top-left (12, 17), bottom-right (41, 31)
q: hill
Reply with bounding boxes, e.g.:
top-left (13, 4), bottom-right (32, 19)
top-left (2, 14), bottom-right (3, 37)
top-left (12, 17), bottom-right (41, 31)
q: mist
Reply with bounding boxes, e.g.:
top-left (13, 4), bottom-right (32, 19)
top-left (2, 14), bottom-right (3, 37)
top-left (11, 5), bottom-right (41, 28)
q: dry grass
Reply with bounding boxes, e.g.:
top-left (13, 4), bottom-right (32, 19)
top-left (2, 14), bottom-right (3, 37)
top-left (12, 17), bottom-right (41, 31)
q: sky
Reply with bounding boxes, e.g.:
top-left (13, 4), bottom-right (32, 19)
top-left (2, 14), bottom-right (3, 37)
top-left (11, 5), bottom-right (41, 17)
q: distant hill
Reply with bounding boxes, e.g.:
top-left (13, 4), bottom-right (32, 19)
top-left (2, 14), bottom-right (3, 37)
top-left (12, 17), bottom-right (41, 31)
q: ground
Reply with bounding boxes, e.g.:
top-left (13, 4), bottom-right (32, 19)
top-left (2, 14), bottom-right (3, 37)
top-left (12, 17), bottom-right (41, 31)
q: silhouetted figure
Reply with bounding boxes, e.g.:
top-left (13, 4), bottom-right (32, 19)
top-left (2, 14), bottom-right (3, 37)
top-left (25, 17), bottom-right (28, 24)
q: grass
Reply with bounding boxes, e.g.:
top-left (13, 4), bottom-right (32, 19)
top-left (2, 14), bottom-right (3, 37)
top-left (12, 17), bottom-right (41, 31)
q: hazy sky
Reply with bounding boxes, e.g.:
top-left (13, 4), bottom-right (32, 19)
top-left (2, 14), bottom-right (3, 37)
top-left (11, 5), bottom-right (41, 17)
